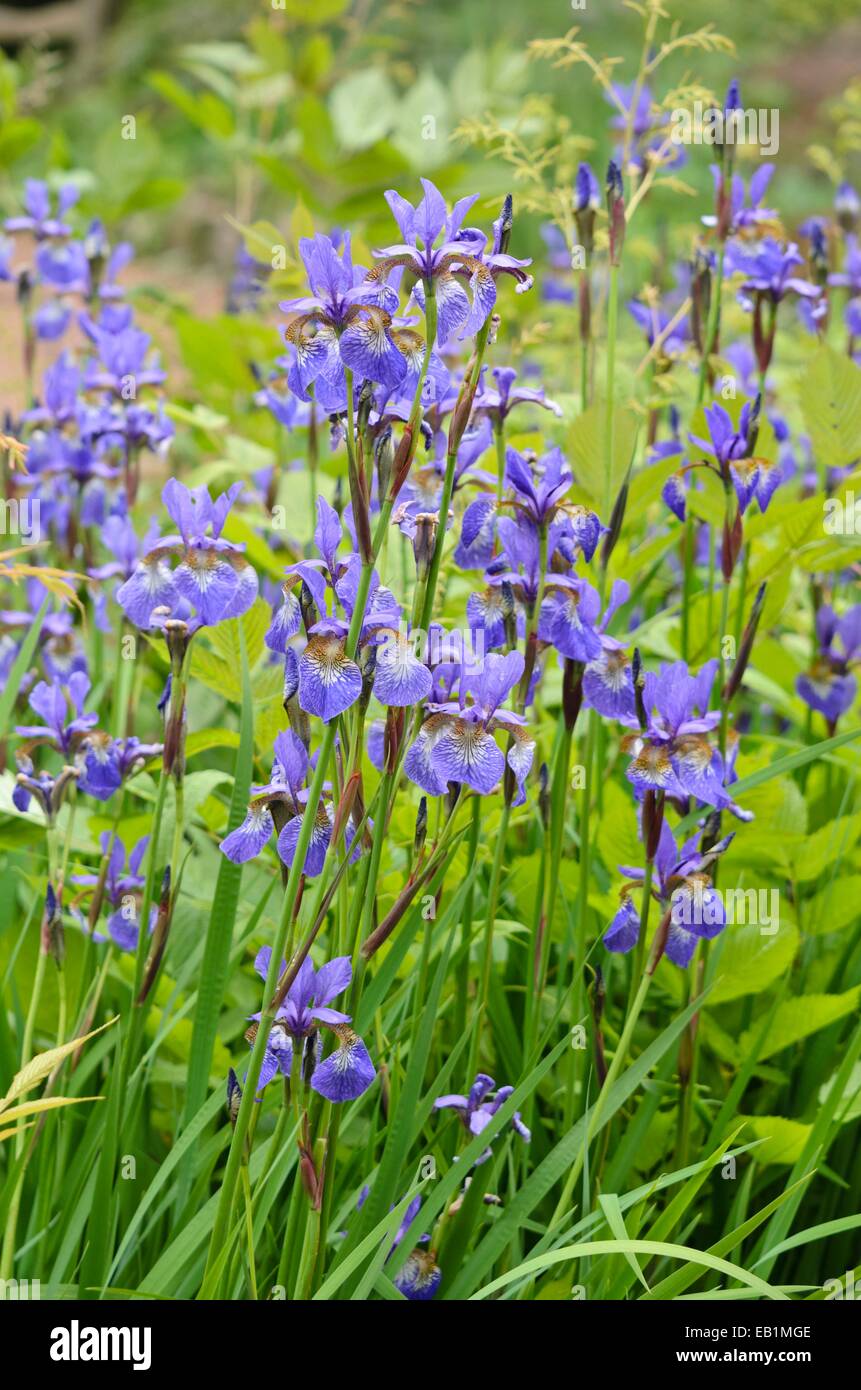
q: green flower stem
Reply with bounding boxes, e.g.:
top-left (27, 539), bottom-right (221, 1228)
top-left (696, 246), bottom-right (726, 408)
top-left (420, 319), bottom-right (491, 634)
top-left (603, 264), bottom-right (620, 519)
top-left (553, 951), bottom-right (656, 1227)
top-left (467, 800), bottom-right (511, 1080)
top-left (202, 493), bottom-right (393, 1296)
top-left (455, 795), bottom-right (483, 1042)
top-left (494, 418), bottom-right (506, 503)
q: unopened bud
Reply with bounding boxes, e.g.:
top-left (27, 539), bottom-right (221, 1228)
top-left (414, 796), bottom-right (428, 858)
top-left (722, 581), bottom-right (766, 703)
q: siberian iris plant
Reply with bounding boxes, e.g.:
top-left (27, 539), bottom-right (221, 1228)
top-left (4, 0), bottom-right (861, 1316)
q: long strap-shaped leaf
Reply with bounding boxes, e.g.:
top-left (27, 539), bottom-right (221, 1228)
top-left (0, 596), bottom-right (48, 735)
top-left (444, 983), bottom-right (712, 1299)
top-left (183, 625), bottom-right (254, 1128)
top-left (469, 1240), bottom-right (788, 1301)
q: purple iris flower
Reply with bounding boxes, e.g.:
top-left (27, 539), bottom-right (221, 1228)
top-left (727, 237), bottom-right (821, 305)
top-left (23, 352), bottom-right (81, 428)
top-left (404, 649), bottom-right (534, 801)
top-left (15, 671), bottom-right (98, 753)
top-left (268, 497), bottom-right (417, 720)
top-left (72, 832), bottom-right (155, 951)
top-left (36, 240), bottom-right (89, 291)
top-left (604, 820), bottom-right (733, 967)
top-left (574, 162), bottom-right (601, 213)
top-left (280, 233), bottom-right (409, 411)
top-left (606, 82), bottom-right (685, 173)
top-left (829, 235), bottom-right (861, 296)
top-left (796, 604), bottom-right (860, 730)
top-left (703, 164), bottom-right (776, 234)
top-left (220, 729), bottom-right (364, 876)
top-left (581, 581), bottom-right (636, 720)
top-left (370, 179), bottom-right (528, 344)
top-left (620, 659), bottom-right (750, 821)
top-left (5, 179), bottom-right (79, 239)
top-left (628, 296), bottom-right (689, 356)
top-left (458, 445), bottom-right (599, 571)
top-left (471, 365), bottom-right (562, 427)
top-left (689, 400), bottom-right (781, 514)
top-left (117, 478), bottom-right (258, 629)
top-left (81, 319), bottom-right (166, 395)
top-left (434, 1072), bottom-right (531, 1164)
top-left (247, 945), bottom-right (375, 1102)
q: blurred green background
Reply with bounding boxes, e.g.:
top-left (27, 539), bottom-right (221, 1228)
top-left (1, 0), bottom-right (860, 414)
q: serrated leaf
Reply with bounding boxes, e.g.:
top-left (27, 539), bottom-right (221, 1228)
top-left (737, 989), bottom-right (861, 1062)
top-left (329, 69), bottom-right (398, 151)
top-left (740, 1116), bottom-right (811, 1165)
top-left (568, 400), bottom-right (638, 510)
top-left (799, 344), bottom-right (861, 473)
top-left (709, 917), bottom-right (799, 1004)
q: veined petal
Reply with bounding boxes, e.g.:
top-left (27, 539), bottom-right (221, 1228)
top-left (265, 582), bottom-right (303, 653)
top-left (548, 592), bottom-right (603, 662)
top-left (310, 1024), bottom-right (375, 1102)
top-left (394, 1250), bottom-right (442, 1301)
top-left (603, 895), bottom-right (640, 954)
top-left (174, 548), bottom-right (240, 626)
top-left (299, 634), bottom-right (362, 722)
top-left (277, 804), bottom-right (333, 877)
top-left (220, 802), bottom-right (274, 863)
top-left (433, 272), bottom-right (470, 344)
top-left (583, 649), bottom-right (635, 721)
top-left (662, 471), bottom-right (688, 522)
top-left (116, 555), bottom-right (178, 628)
top-left (460, 261), bottom-right (497, 338)
top-left (626, 742), bottom-right (687, 797)
top-left (506, 725), bottom-right (535, 806)
top-left (339, 314), bottom-right (407, 390)
top-left (373, 630), bottom-right (433, 707)
top-left (431, 719), bottom-right (505, 795)
top-left (403, 716), bottom-right (451, 796)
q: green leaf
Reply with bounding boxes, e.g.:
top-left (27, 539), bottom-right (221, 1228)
top-left (444, 984), bottom-right (712, 1299)
top-left (470, 1239), bottom-right (787, 1302)
top-left (739, 1116), bottom-right (812, 1165)
top-left (737, 989), bottom-right (861, 1063)
top-left (0, 596), bottom-right (48, 733)
top-left (799, 344), bottom-right (861, 473)
top-left (709, 917), bottom-right (799, 1004)
top-left (182, 625), bottom-right (254, 1131)
top-left (568, 400), bottom-right (638, 509)
top-left (329, 69), bottom-right (398, 151)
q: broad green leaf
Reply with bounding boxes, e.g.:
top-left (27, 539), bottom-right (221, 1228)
top-left (739, 1116), bottom-right (812, 1165)
top-left (799, 344), bottom-right (861, 473)
top-left (737, 989), bottom-right (861, 1062)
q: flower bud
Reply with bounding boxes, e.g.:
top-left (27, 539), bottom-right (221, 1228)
top-left (836, 181), bottom-right (860, 235)
top-left (226, 1068), bottom-right (242, 1127)
top-left (605, 160), bottom-right (626, 267)
top-left (722, 581), bottom-right (766, 703)
top-left (632, 648), bottom-right (648, 731)
top-left (375, 423), bottom-right (394, 498)
top-left (414, 796), bottom-right (428, 858)
top-left (538, 762), bottom-right (550, 830)
top-left (412, 512), bottom-right (438, 582)
top-left (562, 658), bottom-right (585, 733)
top-left (495, 193), bottom-right (513, 256)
